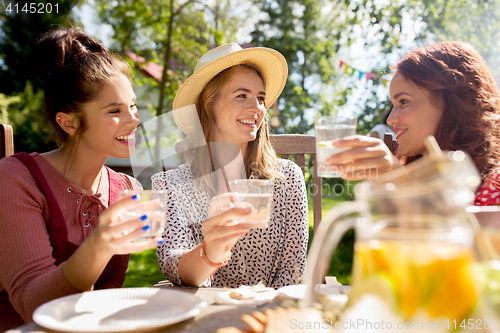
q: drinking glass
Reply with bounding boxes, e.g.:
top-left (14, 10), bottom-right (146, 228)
top-left (118, 190), bottom-right (167, 241)
top-left (228, 179), bottom-right (273, 228)
top-left (315, 116), bottom-right (357, 178)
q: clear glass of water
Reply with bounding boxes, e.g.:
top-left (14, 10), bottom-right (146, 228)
top-left (315, 116), bottom-right (357, 178)
top-left (118, 190), bottom-right (167, 241)
top-left (228, 179), bottom-right (273, 228)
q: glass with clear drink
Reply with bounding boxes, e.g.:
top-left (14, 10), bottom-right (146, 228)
top-left (315, 116), bottom-right (357, 178)
top-left (228, 179), bottom-right (273, 228)
top-left (118, 190), bottom-right (167, 241)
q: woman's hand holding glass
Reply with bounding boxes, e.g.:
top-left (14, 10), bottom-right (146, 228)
top-left (325, 135), bottom-right (402, 181)
top-left (62, 193), bottom-right (162, 292)
top-left (90, 193), bottom-right (162, 256)
top-left (202, 193), bottom-right (253, 264)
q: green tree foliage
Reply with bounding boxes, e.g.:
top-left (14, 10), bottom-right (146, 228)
top-left (352, 0), bottom-right (500, 69)
top-left (203, 0), bottom-right (241, 46)
top-left (251, 0), bottom-right (354, 134)
top-left (97, 0), bottom-right (242, 117)
top-left (0, 2), bottom-right (78, 153)
top-left (7, 81), bottom-right (51, 153)
top-left (410, 0), bottom-right (500, 77)
top-left (355, 88), bottom-right (393, 135)
top-left (0, 93), bottom-right (19, 124)
top-left (0, 1), bottom-right (78, 94)
top-left (97, 0), bottom-right (202, 116)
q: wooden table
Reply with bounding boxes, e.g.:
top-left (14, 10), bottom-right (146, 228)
top-left (7, 284), bottom-right (498, 333)
top-left (7, 285), bottom-right (282, 333)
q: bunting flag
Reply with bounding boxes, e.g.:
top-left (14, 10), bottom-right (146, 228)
top-left (344, 64), bottom-right (350, 74)
top-left (338, 60), bottom-right (389, 85)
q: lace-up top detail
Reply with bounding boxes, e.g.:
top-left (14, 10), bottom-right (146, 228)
top-left (72, 191), bottom-right (106, 234)
top-left (66, 181), bottom-right (107, 236)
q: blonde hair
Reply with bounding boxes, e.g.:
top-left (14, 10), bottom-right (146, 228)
top-left (188, 64), bottom-right (281, 194)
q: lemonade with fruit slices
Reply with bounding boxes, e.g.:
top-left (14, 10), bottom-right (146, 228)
top-left (349, 237), bottom-right (477, 323)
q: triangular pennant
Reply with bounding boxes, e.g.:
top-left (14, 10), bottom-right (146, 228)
top-left (344, 64), bottom-right (350, 74)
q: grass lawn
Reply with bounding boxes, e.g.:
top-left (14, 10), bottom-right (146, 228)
top-left (123, 248), bottom-right (165, 288)
top-left (307, 197), bottom-right (354, 285)
top-left (123, 197), bottom-right (354, 287)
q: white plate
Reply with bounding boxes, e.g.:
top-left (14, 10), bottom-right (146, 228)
top-left (33, 288), bottom-right (206, 332)
top-left (278, 284), bottom-right (308, 299)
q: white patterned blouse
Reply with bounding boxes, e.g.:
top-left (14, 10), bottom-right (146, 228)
top-left (151, 158), bottom-right (309, 288)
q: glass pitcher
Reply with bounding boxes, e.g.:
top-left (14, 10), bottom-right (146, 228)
top-left (303, 150), bottom-right (481, 326)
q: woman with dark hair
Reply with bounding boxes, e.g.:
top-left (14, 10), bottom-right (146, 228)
top-left (152, 43), bottom-right (309, 288)
top-left (0, 27), bottom-right (161, 329)
top-left (327, 41), bottom-right (500, 205)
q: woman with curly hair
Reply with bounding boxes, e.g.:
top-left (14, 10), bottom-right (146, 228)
top-left (327, 41), bottom-right (500, 205)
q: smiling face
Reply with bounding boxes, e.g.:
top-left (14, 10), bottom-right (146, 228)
top-left (211, 67), bottom-right (266, 155)
top-left (76, 74), bottom-right (140, 159)
top-left (387, 72), bottom-right (444, 157)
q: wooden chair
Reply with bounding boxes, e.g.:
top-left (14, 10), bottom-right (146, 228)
top-left (270, 134), bottom-right (322, 232)
top-left (0, 124), bottom-right (14, 158)
top-left (384, 133), bottom-right (399, 155)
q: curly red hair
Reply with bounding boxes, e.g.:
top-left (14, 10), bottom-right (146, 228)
top-left (393, 41), bottom-right (500, 179)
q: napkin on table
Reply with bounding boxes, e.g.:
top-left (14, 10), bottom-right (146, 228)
top-left (215, 284), bottom-right (278, 307)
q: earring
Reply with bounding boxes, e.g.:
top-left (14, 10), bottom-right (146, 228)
top-left (57, 117), bottom-right (61, 120)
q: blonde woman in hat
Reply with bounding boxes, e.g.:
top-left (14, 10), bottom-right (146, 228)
top-left (152, 43), bottom-right (309, 288)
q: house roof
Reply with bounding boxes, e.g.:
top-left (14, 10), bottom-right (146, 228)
top-left (124, 51), bottom-right (176, 86)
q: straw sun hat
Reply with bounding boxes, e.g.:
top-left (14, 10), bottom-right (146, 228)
top-left (172, 43), bottom-right (288, 135)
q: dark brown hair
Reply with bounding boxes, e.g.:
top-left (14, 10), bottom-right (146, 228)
top-left (30, 27), bottom-right (131, 146)
top-left (393, 41), bottom-right (500, 179)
